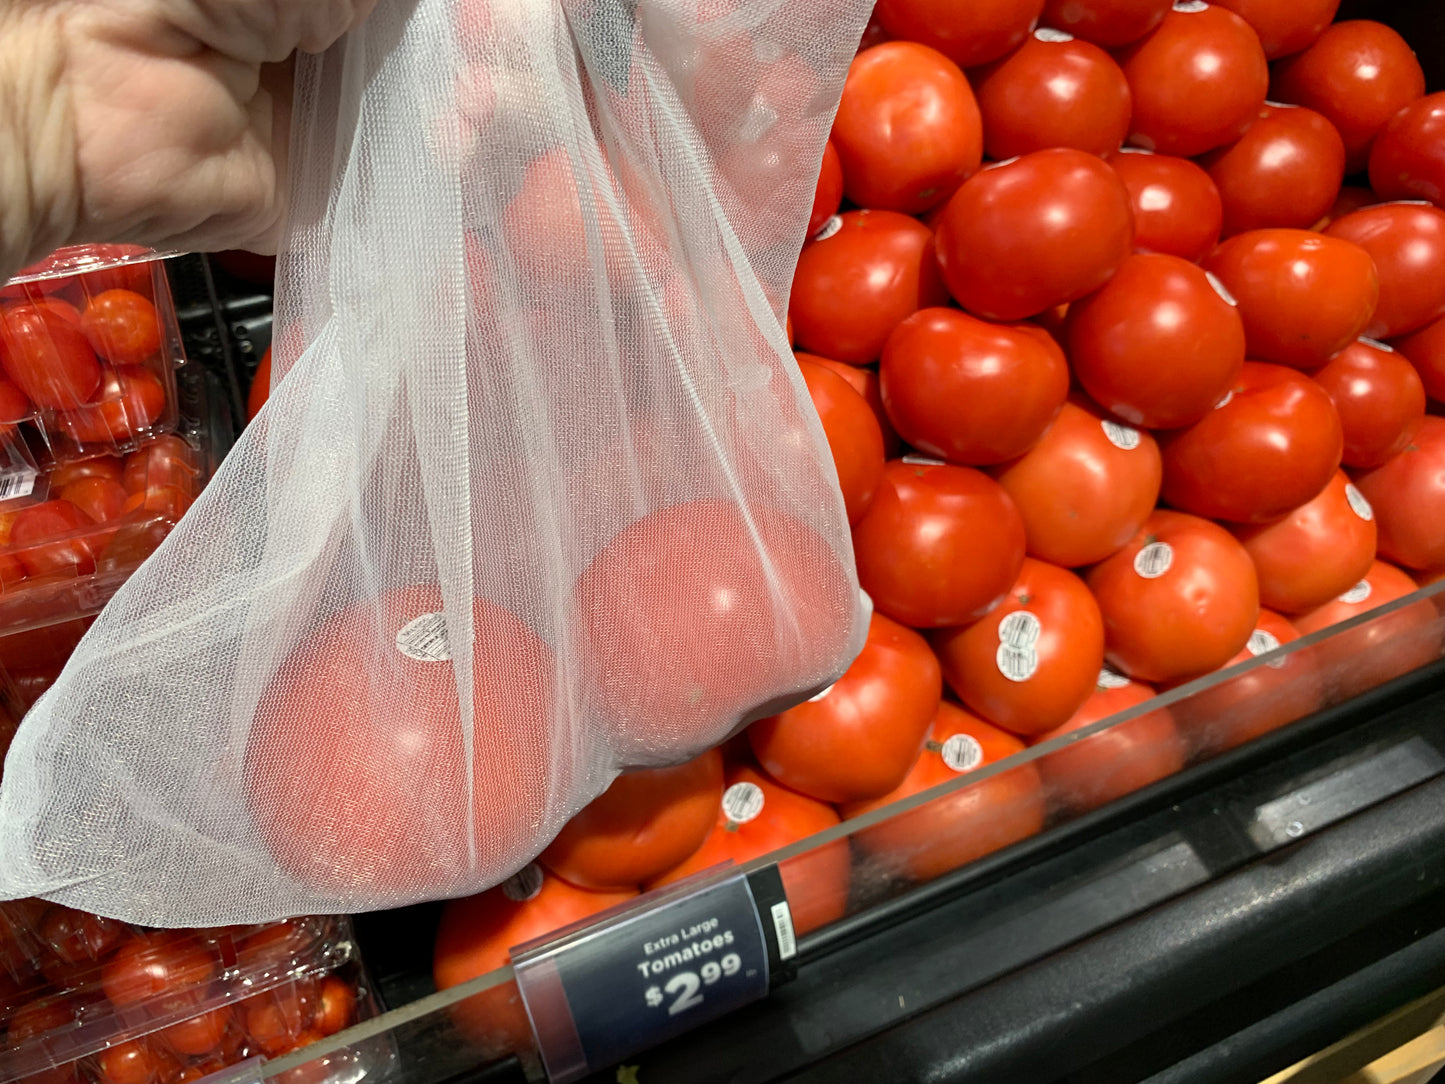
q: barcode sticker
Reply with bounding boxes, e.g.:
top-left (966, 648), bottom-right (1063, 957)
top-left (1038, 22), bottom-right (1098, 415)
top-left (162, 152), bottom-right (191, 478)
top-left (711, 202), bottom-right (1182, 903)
top-left (770, 901), bottom-right (797, 961)
top-left (0, 471), bottom-right (36, 502)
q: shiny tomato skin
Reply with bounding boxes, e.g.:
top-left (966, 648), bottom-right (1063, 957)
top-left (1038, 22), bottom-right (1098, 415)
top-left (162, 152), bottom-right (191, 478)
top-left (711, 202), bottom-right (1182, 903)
top-left (800, 352), bottom-right (901, 458)
top-left (934, 149), bottom-right (1134, 322)
top-left (1117, 5), bottom-right (1268, 157)
top-left (1160, 362), bottom-right (1343, 524)
top-left (1040, 0), bottom-right (1169, 46)
top-left (853, 459), bottom-right (1026, 629)
top-left (790, 210), bottom-right (949, 365)
top-left (1233, 471), bottom-right (1378, 614)
top-left (1109, 151), bottom-right (1223, 262)
top-left (0, 379), bottom-right (31, 422)
top-left (840, 701), bottom-right (1045, 883)
top-left (832, 43), bottom-right (982, 215)
top-left (0, 304), bottom-right (103, 409)
top-left (158, 1007), bottom-right (233, 1057)
top-left (932, 558), bottom-right (1105, 737)
top-left (650, 765), bottom-right (851, 936)
top-left (100, 931), bottom-right (215, 1009)
top-left (880, 308), bottom-right (1068, 466)
top-left (992, 397), bottom-right (1161, 568)
top-left (1203, 229), bottom-right (1379, 368)
top-left (576, 500), bottom-right (856, 756)
top-left (1207, 0), bottom-right (1339, 59)
top-left (972, 30), bottom-right (1132, 160)
top-left (1271, 21), bottom-right (1426, 173)
top-left (121, 434), bottom-right (194, 494)
top-left (1203, 104), bottom-right (1345, 236)
top-left (1391, 314), bottom-right (1445, 402)
top-left (1313, 339), bottom-right (1425, 469)
top-left (56, 365), bottom-right (167, 445)
top-left (749, 612), bottom-right (942, 804)
top-left (1324, 203), bottom-right (1445, 339)
top-left (247, 346), bottom-right (272, 422)
top-left (1066, 252), bottom-right (1244, 428)
top-left (1033, 675), bottom-right (1185, 813)
top-left (798, 357), bottom-right (885, 525)
top-left (1370, 92), bottom-right (1445, 208)
top-left (79, 290), bottom-right (162, 367)
top-left (10, 500), bottom-right (98, 578)
top-left (57, 477), bottom-right (128, 526)
top-left (875, 0), bottom-right (1046, 68)
top-left (1087, 510), bottom-right (1260, 683)
top-left (1354, 416), bottom-right (1445, 572)
top-left (539, 750), bottom-right (723, 890)
top-left (313, 976), bottom-right (356, 1037)
top-left (95, 1038), bottom-right (171, 1084)
top-left (37, 905), bottom-right (124, 968)
top-left (808, 141), bottom-right (844, 236)
top-left (1293, 560), bottom-right (1441, 700)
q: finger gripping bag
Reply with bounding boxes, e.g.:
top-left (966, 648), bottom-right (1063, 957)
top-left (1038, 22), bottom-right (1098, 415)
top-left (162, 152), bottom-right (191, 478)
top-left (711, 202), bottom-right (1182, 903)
top-left (0, 0), bottom-right (872, 925)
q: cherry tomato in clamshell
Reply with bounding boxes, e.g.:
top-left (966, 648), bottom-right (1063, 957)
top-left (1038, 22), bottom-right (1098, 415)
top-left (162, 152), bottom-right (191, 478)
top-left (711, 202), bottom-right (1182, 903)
top-left (1232, 471), bottom-right (1378, 615)
top-left (789, 210), bottom-right (949, 365)
top-left (800, 352), bottom-right (901, 457)
top-left (0, 305), bottom-right (102, 410)
top-left (874, 0), bottom-right (1045, 68)
top-left (1324, 203), bottom-right (1445, 340)
top-left (808, 141), bottom-right (843, 237)
top-left (1369, 92), bottom-right (1445, 209)
top-left (840, 701), bottom-right (1046, 884)
top-left (121, 435), bottom-right (195, 495)
top-left (973, 28), bottom-right (1132, 160)
top-left (243, 979), bottom-right (320, 1057)
top-left (797, 357), bottom-right (884, 525)
top-left (75, 246), bottom-right (157, 297)
top-left (934, 149), bottom-right (1133, 322)
top-left (59, 476), bottom-right (130, 525)
top-left (1392, 314), bottom-right (1445, 404)
top-left (10, 500), bottom-right (97, 578)
top-left (37, 905), bottom-right (124, 968)
top-left (50, 456), bottom-right (122, 488)
top-left (55, 365), bottom-right (167, 446)
top-left (1117, 3), bottom-right (1268, 157)
top-left (831, 43), bottom-right (982, 215)
top-left (853, 459), bottom-right (1026, 629)
top-left (1270, 20), bottom-right (1425, 173)
top-left (32, 298), bottom-right (82, 329)
top-left (1206, 0), bottom-right (1339, 59)
top-left (159, 1006), bottom-right (233, 1057)
top-left (1040, 0), bottom-right (1169, 47)
top-left (1033, 672), bottom-right (1185, 814)
top-left (749, 611), bottom-right (942, 804)
top-left (880, 307), bottom-right (1068, 466)
top-left (1354, 416), bottom-right (1445, 573)
top-left (0, 379), bottom-right (31, 424)
top-left (95, 1038), bottom-right (173, 1084)
top-left (121, 485), bottom-right (191, 524)
top-left (79, 291), bottom-right (162, 367)
top-left (312, 976), bottom-right (356, 1037)
top-left (6, 995), bottom-right (81, 1084)
top-left (1203, 103), bottom-right (1344, 237)
top-left (1160, 362), bottom-right (1343, 524)
top-left (1066, 252), bottom-right (1243, 428)
top-left (1087, 510), bottom-right (1260, 683)
top-left (100, 931), bottom-right (216, 1010)
top-left (1203, 229), bottom-right (1378, 368)
top-left (1108, 151), bottom-right (1222, 263)
top-left (1313, 339), bottom-right (1425, 469)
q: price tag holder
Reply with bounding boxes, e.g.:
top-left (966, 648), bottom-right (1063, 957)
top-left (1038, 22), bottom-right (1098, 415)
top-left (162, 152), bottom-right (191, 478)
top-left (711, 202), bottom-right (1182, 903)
top-left (512, 864), bottom-right (791, 1082)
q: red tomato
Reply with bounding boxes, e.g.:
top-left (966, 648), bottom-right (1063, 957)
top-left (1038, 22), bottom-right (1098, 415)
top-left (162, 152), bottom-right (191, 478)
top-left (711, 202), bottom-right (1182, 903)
top-left (247, 586), bottom-right (557, 897)
top-left (831, 43), bottom-right (982, 215)
top-left (10, 500), bottom-right (97, 578)
top-left (993, 398), bottom-right (1161, 568)
top-left (1168, 609), bottom-right (1322, 756)
top-left (933, 558), bottom-right (1105, 737)
top-left (1233, 471), bottom-right (1378, 614)
top-left (1293, 560), bottom-right (1441, 699)
top-left (1088, 510), bottom-right (1259, 682)
top-left (749, 612), bottom-right (942, 804)
top-left (1033, 673), bottom-right (1185, 813)
top-left (1040, 0), bottom-right (1169, 46)
top-left (0, 379), bottom-right (31, 423)
top-left (650, 765), bottom-right (851, 936)
top-left (789, 210), bottom-right (948, 365)
top-left (1066, 252), bottom-right (1244, 428)
top-left (51, 456), bottom-right (122, 488)
top-left (857, 11), bottom-right (890, 52)
top-left (159, 1006), bottom-right (233, 1057)
top-left (1324, 203), bottom-right (1445, 339)
top-left (95, 1038), bottom-right (172, 1084)
top-left (242, 978), bottom-right (319, 1057)
top-left (972, 29), bottom-right (1132, 160)
top-left (934, 149), bottom-right (1133, 322)
top-left (59, 476), bottom-right (129, 524)
top-left (0, 304), bottom-right (102, 409)
top-left (538, 750), bottom-right (724, 890)
top-left (122, 485), bottom-right (190, 523)
top-left (797, 357), bottom-right (885, 525)
top-left (6, 995), bottom-right (81, 1084)
top-left (1392, 314), bottom-right (1445, 403)
top-left (1160, 362), bottom-right (1343, 523)
top-left (1117, 4), bottom-right (1268, 157)
top-left (1370, 92), bottom-right (1445, 208)
top-left (34, 298), bottom-right (82, 328)
top-left (800, 353), bottom-right (901, 458)
top-left (1108, 151), bottom-right (1223, 262)
top-left (1203, 104), bottom-right (1345, 236)
top-left (247, 346), bottom-right (272, 422)
top-left (76, 246), bottom-right (157, 296)
top-left (874, 0), bottom-right (1045, 68)
top-left (575, 500), bottom-right (855, 756)
top-left (1354, 416), bottom-right (1445, 572)
top-left (840, 701), bottom-right (1046, 883)
top-left (56, 365), bottom-right (167, 445)
top-left (1203, 229), bottom-right (1379, 368)
top-left (1271, 21), bottom-right (1426, 173)
top-left (37, 905), bottom-right (124, 970)
top-left (312, 976), bottom-right (356, 1037)
top-left (853, 459), bottom-right (1026, 628)
top-left (121, 435), bottom-right (195, 495)
top-left (1206, 0), bottom-right (1339, 59)
top-left (100, 931), bottom-right (215, 1009)
top-left (1313, 339), bottom-right (1425, 468)
top-left (79, 291), bottom-right (162, 367)
top-left (880, 308), bottom-right (1068, 465)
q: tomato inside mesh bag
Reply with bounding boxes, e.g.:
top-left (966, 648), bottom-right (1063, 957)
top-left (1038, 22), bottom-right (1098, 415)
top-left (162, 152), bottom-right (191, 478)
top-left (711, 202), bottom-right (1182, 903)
top-left (0, 0), bottom-right (872, 925)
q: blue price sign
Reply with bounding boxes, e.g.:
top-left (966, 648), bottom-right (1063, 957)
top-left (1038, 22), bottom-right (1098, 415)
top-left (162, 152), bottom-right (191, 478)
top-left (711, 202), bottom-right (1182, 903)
top-left (512, 864), bottom-right (793, 1082)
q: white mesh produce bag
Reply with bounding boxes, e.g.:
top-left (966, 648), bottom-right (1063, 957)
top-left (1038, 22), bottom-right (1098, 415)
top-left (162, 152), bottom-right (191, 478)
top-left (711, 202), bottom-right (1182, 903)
top-left (0, 0), bottom-right (871, 926)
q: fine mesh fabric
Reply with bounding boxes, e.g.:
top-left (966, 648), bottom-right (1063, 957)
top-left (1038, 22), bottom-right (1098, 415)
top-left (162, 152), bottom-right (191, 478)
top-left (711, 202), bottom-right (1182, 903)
top-left (0, 0), bottom-right (872, 926)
